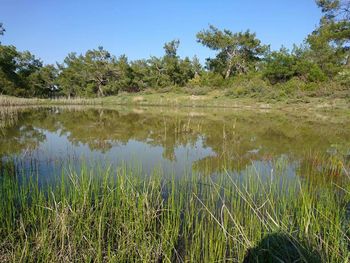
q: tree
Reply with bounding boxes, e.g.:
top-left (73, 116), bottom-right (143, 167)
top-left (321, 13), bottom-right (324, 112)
top-left (191, 55), bottom-right (202, 77)
top-left (58, 47), bottom-right (120, 97)
top-left (308, 0), bottom-right (350, 76)
top-left (163, 39), bottom-right (183, 86)
top-left (263, 47), bottom-right (326, 84)
top-left (161, 40), bottom-right (198, 86)
top-left (83, 47), bottom-right (119, 96)
top-left (0, 45), bottom-right (19, 95)
top-left (113, 55), bottom-right (134, 92)
top-left (316, 0), bottom-right (350, 20)
top-left (197, 25), bottom-right (268, 79)
top-left (27, 65), bottom-right (58, 97)
top-left (163, 39), bottom-right (180, 58)
top-left (57, 53), bottom-right (87, 98)
top-left (130, 59), bottom-right (151, 90)
top-left (263, 48), bottom-right (297, 84)
top-left (148, 56), bottom-right (171, 87)
top-left (0, 45), bottom-right (51, 97)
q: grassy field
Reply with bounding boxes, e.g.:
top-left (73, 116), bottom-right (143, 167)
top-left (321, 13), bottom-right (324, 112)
top-left (0, 157), bottom-right (349, 262)
top-left (1, 92), bottom-right (349, 110)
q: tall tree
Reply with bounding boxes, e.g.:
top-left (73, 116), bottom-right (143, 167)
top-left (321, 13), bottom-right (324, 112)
top-left (58, 47), bottom-right (120, 97)
top-left (308, 0), bottom-right (350, 75)
top-left (27, 65), bottom-right (58, 97)
top-left (0, 45), bottom-right (50, 97)
top-left (0, 45), bottom-right (18, 94)
top-left (197, 25), bottom-right (268, 79)
top-left (57, 53), bottom-right (85, 98)
top-left (316, 0), bottom-right (350, 20)
top-left (84, 47), bottom-right (119, 96)
top-left (130, 59), bottom-right (151, 90)
top-left (163, 39), bottom-right (180, 58)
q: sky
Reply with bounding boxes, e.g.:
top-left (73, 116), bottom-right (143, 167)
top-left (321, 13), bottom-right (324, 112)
top-left (0, 0), bottom-right (322, 65)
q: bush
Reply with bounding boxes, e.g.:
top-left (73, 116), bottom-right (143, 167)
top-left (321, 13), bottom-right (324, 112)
top-left (336, 69), bottom-right (350, 88)
top-left (188, 72), bottom-right (225, 88)
top-left (295, 60), bottom-right (327, 83)
top-left (274, 78), bottom-right (306, 95)
top-left (263, 49), bottom-right (296, 84)
top-left (224, 74), bottom-right (270, 97)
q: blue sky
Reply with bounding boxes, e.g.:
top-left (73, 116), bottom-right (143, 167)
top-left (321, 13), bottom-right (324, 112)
top-left (0, 0), bottom-right (322, 64)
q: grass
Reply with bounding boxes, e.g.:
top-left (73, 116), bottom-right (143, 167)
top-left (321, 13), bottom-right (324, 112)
top-left (1, 91), bottom-right (349, 111)
top-left (100, 91), bottom-right (350, 110)
top-left (0, 95), bottom-right (102, 107)
top-left (0, 157), bottom-right (349, 262)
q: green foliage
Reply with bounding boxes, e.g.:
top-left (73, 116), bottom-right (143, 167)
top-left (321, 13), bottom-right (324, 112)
top-left (27, 65), bottom-right (58, 97)
top-left (129, 59), bottom-right (151, 90)
top-left (225, 73), bottom-right (270, 97)
top-left (0, 45), bottom-right (19, 95)
top-left (1, 1), bottom-right (349, 100)
top-left (295, 59), bottom-right (328, 82)
top-left (58, 47), bottom-right (125, 97)
top-left (157, 40), bottom-right (197, 87)
top-left (0, 45), bottom-right (54, 97)
top-left (263, 48), bottom-right (297, 84)
top-left (197, 25), bottom-right (268, 79)
top-left (188, 71), bottom-right (225, 87)
top-left (263, 47), bottom-right (327, 84)
top-left (163, 39), bottom-right (180, 58)
top-left (335, 68), bottom-right (350, 87)
top-left (307, 0), bottom-right (350, 76)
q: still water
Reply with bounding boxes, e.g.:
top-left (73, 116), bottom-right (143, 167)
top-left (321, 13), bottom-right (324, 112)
top-left (0, 106), bottom-right (349, 181)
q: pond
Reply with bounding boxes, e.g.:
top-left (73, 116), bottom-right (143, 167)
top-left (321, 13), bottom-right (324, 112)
top-left (1, 105), bottom-right (350, 262)
top-left (1, 106), bottom-right (349, 183)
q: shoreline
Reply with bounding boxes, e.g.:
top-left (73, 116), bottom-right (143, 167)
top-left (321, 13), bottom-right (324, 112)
top-left (0, 93), bottom-right (349, 111)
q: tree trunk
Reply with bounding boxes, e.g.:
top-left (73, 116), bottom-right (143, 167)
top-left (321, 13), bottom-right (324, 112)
top-left (225, 61), bottom-right (233, 79)
top-left (98, 83), bottom-right (104, 97)
top-left (225, 51), bottom-right (235, 79)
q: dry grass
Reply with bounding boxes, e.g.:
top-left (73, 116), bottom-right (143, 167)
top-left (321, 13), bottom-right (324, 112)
top-left (0, 95), bottom-right (102, 106)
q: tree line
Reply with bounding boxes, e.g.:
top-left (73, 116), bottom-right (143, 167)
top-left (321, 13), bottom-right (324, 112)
top-left (0, 0), bottom-right (349, 98)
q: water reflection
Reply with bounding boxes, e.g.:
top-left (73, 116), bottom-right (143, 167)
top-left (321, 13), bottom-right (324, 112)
top-left (0, 106), bottom-right (349, 179)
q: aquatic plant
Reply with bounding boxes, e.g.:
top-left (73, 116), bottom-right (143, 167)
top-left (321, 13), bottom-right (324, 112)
top-left (0, 157), bottom-right (348, 262)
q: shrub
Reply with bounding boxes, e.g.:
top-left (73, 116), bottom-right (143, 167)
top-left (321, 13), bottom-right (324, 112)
top-left (295, 60), bottom-right (327, 83)
top-left (336, 69), bottom-right (350, 88)
top-left (225, 74), bottom-right (270, 97)
top-left (189, 72), bottom-right (225, 88)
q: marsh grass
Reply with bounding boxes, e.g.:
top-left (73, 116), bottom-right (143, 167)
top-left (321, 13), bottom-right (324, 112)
top-left (0, 158), bottom-right (349, 262)
top-left (0, 95), bottom-right (101, 107)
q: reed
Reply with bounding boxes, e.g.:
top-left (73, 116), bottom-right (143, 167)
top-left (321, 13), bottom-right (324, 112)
top-left (0, 95), bottom-right (102, 107)
top-left (0, 158), bottom-right (348, 262)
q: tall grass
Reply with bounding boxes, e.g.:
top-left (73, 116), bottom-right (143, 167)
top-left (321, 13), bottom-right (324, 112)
top-left (0, 95), bottom-right (102, 106)
top-left (0, 159), bottom-right (349, 262)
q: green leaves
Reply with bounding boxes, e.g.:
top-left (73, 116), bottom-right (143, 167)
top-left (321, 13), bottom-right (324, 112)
top-left (58, 47), bottom-right (122, 97)
top-left (0, 41), bottom-right (58, 98)
top-left (197, 25), bottom-right (268, 78)
top-left (307, 0), bottom-right (350, 77)
top-left (263, 47), bottom-right (327, 84)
